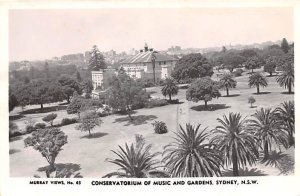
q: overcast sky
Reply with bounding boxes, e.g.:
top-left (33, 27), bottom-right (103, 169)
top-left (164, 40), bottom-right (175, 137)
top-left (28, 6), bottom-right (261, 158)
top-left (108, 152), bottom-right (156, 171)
top-left (9, 8), bottom-right (293, 61)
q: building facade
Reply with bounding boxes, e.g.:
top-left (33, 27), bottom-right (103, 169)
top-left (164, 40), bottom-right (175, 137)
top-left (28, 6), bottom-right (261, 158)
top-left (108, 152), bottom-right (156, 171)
top-left (120, 44), bottom-right (178, 81)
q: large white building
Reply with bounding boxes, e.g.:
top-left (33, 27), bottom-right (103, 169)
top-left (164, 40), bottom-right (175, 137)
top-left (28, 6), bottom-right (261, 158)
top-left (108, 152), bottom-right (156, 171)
top-left (120, 43), bottom-right (178, 81)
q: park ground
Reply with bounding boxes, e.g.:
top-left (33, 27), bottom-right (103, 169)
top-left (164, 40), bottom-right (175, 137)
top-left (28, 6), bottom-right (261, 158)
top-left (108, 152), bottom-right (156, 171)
top-left (9, 70), bottom-right (294, 177)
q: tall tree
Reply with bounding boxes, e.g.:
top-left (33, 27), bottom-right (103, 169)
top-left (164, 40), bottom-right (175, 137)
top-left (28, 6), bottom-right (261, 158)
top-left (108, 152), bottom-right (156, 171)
top-left (264, 56), bottom-right (277, 76)
top-left (248, 72), bottom-right (268, 94)
top-left (75, 70), bottom-right (82, 82)
top-left (244, 56), bottom-right (262, 73)
top-left (171, 53), bottom-right (214, 83)
top-left (161, 77), bottom-right (179, 101)
top-left (276, 63), bottom-right (294, 94)
top-left (186, 77), bottom-right (221, 109)
top-left (249, 108), bottom-right (288, 160)
top-left (281, 38), bottom-right (290, 54)
top-left (212, 113), bottom-right (259, 176)
top-left (88, 45), bottom-right (106, 71)
top-left (44, 61), bottom-right (50, 79)
top-left (9, 88), bottom-right (18, 112)
top-left (163, 123), bottom-right (222, 177)
top-left (219, 73), bottom-right (237, 96)
top-left (58, 75), bottom-right (82, 103)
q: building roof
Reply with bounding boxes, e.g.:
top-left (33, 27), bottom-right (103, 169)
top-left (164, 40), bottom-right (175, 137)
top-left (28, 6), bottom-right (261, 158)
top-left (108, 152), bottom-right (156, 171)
top-left (121, 51), bottom-right (177, 64)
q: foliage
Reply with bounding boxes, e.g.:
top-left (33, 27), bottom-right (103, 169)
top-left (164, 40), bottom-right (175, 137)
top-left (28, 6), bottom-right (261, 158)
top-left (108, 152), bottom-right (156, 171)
top-left (61, 117), bottom-right (79, 126)
top-left (88, 45), bottom-right (106, 71)
top-left (107, 70), bottom-right (148, 120)
top-left (219, 73), bottom-right (237, 96)
top-left (146, 99), bottom-right (168, 108)
top-left (34, 122), bottom-right (46, 129)
top-left (75, 111), bottom-right (102, 136)
top-left (67, 95), bottom-right (84, 117)
top-left (163, 123), bottom-right (222, 177)
top-left (220, 53), bottom-right (246, 72)
top-left (281, 38), bottom-right (290, 53)
top-left (9, 121), bottom-right (20, 139)
top-left (186, 77), bottom-right (221, 108)
top-left (274, 101), bottom-right (294, 147)
top-left (276, 63), bottom-right (294, 94)
top-left (161, 77), bottom-right (179, 101)
top-left (244, 56), bottom-right (263, 73)
top-left (248, 96), bottom-right (256, 108)
top-left (249, 108), bottom-right (289, 160)
top-left (24, 128), bottom-right (68, 172)
top-left (152, 121), bottom-right (168, 134)
top-left (103, 137), bottom-right (168, 178)
top-left (9, 90), bottom-right (18, 112)
top-left (212, 113), bottom-right (259, 176)
top-left (171, 53), bottom-right (214, 83)
top-left (34, 168), bottom-right (83, 178)
top-left (58, 75), bottom-right (82, 103)
top-left (42, 113), bottom-right (58, 127)
top-left (82, 79), bottom-right (94, 94)
top-left (248, 72), bottom-right (268, 94)
top-left (264, 56), bottom-right (277, 76)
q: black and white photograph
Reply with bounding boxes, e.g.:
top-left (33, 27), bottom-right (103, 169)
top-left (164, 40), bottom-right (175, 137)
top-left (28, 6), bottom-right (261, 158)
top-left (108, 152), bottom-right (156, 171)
top-left (7, 7), bottom-right (295, 180)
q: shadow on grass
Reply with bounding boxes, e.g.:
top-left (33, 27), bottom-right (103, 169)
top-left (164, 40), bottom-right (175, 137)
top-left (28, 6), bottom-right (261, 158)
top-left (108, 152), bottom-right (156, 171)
top-left (9, 149), bottom-right (21, 155)
top-left (222, 167), bottom-right (267, 177)
top-left (115, 110), bottom-right (137, 116)
top-left (80, 132), bottom-right (108, 139)
top-left (9, 136), bottom-right (23, 142)
top-left (222, 94), bottom-right (240, 97)
top-left (21, 105), bottom-right (67, 115)
top-left (114, 115), bottom-right (157, 126)
top-left (252, 92), bottom-right (271, 95)
top-left (9, 114), bottom-right (25, 121)
top-left (191, 104), bottom-right (231, 112)
top-left (281, 92), bottom-right (294, 95)
top-left (38, 163), bottom-right (81, 173)
top-left (250, 106), bottom-right (258, 109)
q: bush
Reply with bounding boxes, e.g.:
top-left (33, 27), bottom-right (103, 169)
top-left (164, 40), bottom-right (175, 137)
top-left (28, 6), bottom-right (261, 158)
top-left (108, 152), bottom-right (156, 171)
top-left (34, 122), bottom-right (46, 129)
top-left (235, 68), bottom-right (244, 73)
top-left (25, 125), bottom-right (36, 134)
top-left (146, 99), bottom-right (168, 108)
top-left (42, 113), bottom-right (58, 127)
top-left (9, 121), bottom-right (21, 139)
top-left (61, 117), bottom-right (78, 126)
top-left (152, 121), bottom-right (168, 134)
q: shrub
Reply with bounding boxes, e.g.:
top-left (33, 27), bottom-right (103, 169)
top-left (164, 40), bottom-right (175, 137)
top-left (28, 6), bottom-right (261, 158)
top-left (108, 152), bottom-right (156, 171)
top-left (152, 121), bottom-right (168, 134)
top-left (146, 99), bottom-right (168, 108)
top-left (25, 125), bottom-right (37, 134)
top-left (34, 122), bottom-right (46, 129)
top-left (60, 117), bottom-right (78, 126)
top-left (235, 68), bottom-right (244, 73)
top-left (42, 113), bottom-right (58, 127)
top-left (9, 121), bottom-right (21, 139)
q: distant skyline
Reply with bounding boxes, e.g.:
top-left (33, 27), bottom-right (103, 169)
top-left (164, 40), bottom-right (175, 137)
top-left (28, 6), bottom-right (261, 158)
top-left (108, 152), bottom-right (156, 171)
top-left (9, 8), bottom-right (293, 61)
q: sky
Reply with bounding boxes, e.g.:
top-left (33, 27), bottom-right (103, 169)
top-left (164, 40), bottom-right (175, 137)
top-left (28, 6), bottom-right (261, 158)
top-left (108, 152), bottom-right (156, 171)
top-left (9, 8), bottom-right (293, 61)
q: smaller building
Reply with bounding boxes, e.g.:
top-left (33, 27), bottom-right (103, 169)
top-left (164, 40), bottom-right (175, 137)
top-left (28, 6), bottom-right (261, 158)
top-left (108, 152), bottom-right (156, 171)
top-left (91, 68), bottom-right (116, 90)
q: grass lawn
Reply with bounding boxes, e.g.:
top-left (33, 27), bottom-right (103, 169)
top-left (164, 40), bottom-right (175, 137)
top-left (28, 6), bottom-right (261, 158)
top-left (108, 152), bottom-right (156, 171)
top-left (9, 72), bottom-right (294, 177)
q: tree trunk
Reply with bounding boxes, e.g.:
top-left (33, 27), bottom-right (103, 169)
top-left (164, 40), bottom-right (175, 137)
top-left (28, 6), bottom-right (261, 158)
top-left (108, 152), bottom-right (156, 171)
top-left (169, 93), bottom-right (172, 101)
top-left (127, 106), bottom-right (133, 121)
top-left (204, 101), bottom-right (208, 109)
top-left (256, 85), bottom-right (260, 94)
top-left (232, 148), bottom-right (239, 176)
top-left (40, 103), bottom-right (44, 110)
top-left (88, 129), bottom-right (91, 137)
top-left (264, 142), bottom-right (269, 160)
top-left (226, 88), bottom-right (229, 96)
top-left (67, 97), bottom-right (70, 104)
top-left (252, 68), bottom-right (254, 73)
top-left (270, 72), bottom-right (272, 76)
top-left (288, 81), bottom-right (292, 94)
top-left (250, 103), bottom-right (253, 108)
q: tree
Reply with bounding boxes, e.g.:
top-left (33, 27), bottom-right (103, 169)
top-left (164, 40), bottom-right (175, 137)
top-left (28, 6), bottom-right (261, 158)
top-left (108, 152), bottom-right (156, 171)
top-left (66, 95), bottom-right (84, 118)
top-left (107, 70), bottom-right (147, 120)
top-left (221, 46), bottom-right (227, 53)
top-left (281, 38), bottom-right (290, 54)
top-left (75, 70), bottom-right (82, 82)
top-left (161, 77), bottom-right (179, 101)
top-left (44, 61), bottom-right (50, 79)
top-left (219, 73), bottom-right (237, 96)
top-left (88, 45), bottom-right (106, 71)
top-left (276, 63), bottom-right (294, 94)
top-left (82, 79), bottom-right (94, 94)
top-left (163, 123), bottom-right (222, 177)
top-left (274, 101), bottom-right (294, 147)
top-left (221, 54), bottom-right (246, 72)
top-left (58, 75), bottom-right (82, 103)
top-left (171, 53), bottom-right (214, 83)
top-left (42, 113), bottom-right (58, 127)
top-left (239, 49), bottom-right (258, 59)
top-left (24, 128), bottom-right (68, 172)
top-left (264, 56), bottom-right (277, 76)
top-left (248, 72), bottom-right (268, 94)
top-left (103, 135), bottom-right (168, 178)
top-left (9, 90), bottom-right (18, 112)
top-left (249, 108), bottom-right (288, 160)
top-left (244, 56), bottom-right (262, 73)
top-left (248, 96), bottom-right (256, 108)
top-left (212, 113), bottom-right (259, 176)
top-left (186, 77), bottom-right (221, 109)
top-left (75, 111), bottom-right (102, 137)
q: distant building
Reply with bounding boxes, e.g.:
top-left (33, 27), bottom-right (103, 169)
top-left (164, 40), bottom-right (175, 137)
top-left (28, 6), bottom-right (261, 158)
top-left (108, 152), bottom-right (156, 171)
top-left (120, 43), bottom-right (178, 80)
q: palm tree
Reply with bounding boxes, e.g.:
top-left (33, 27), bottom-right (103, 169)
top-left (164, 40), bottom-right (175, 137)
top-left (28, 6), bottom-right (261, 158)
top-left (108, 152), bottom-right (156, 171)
top-left (248, 72), bottom-right (268, 94)
top-left (274, 101), bottom-right (295, 147)
top-left (212, 113), bottom-right (259, 176)
top-left (103, 137), bottom-right (168, 178)
top-left (220, 73), bottom-right (237, 96)
top-left (161, 77), bottom-right (179, 101)
top-left (276, 63), bottom-right (294, 94)
top-left (249, 108), bottom-right (288, 160)
top-left (163, 123), bottom-right (223, 177)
